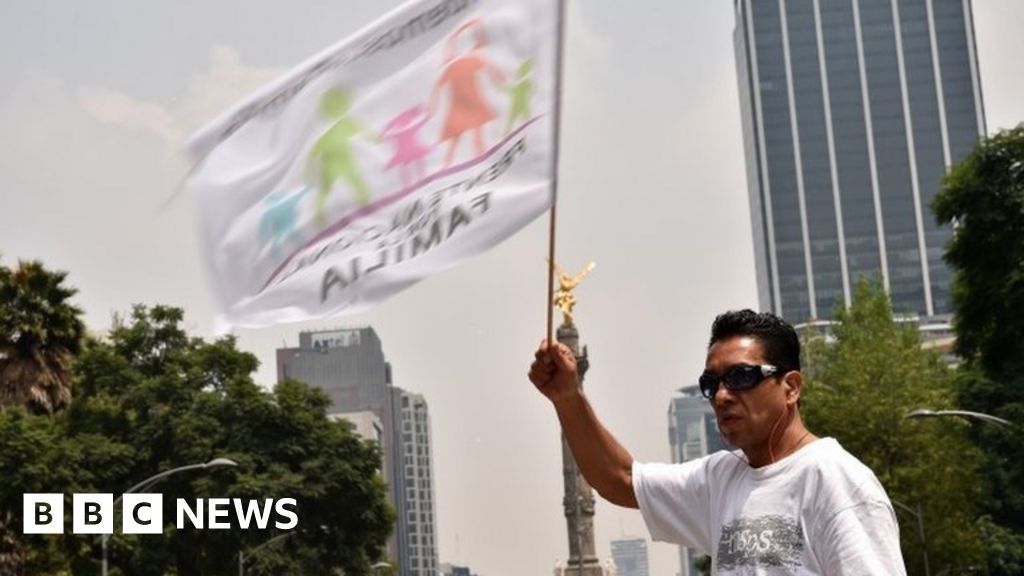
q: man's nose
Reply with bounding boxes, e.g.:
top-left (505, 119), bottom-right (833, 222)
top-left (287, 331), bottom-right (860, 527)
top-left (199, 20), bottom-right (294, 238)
top-left (713, 383), bottom-right (736, 405)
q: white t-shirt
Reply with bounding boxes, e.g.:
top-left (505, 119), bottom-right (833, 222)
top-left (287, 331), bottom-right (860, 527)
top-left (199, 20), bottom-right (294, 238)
top-left (633, 438), bottom-right (906, 575)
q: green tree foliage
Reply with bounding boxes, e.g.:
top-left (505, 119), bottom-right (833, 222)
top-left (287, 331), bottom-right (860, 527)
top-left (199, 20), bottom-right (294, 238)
top-left (802, 280), bottom-right (985, 575)
top-left (933, 124), bottom-right (1024, 574)
top-left (933, 125), bottom-right (1024, 378)
top-left (0, 260), bottom-right (86, 575)
top-left (695, 554), bottom-right (711, 576)
top-left (0, 260), bottom-right (85, 414)
top-left (1, 304), bottom-right (394, 575)
top-left (975, 515), bottom-right (1024, 576)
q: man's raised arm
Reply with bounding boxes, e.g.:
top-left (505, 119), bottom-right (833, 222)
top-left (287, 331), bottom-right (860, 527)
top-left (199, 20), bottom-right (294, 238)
top-left (528, 340), bottom-right (638, 509)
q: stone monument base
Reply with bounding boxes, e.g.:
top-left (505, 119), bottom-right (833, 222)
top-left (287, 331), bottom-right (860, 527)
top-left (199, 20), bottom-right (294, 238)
top-left (552, 558), bottom-right (616, 576)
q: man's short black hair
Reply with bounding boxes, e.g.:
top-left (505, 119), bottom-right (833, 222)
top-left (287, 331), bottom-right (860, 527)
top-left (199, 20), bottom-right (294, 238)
top-left (709, 309), bottom-right (801, 372)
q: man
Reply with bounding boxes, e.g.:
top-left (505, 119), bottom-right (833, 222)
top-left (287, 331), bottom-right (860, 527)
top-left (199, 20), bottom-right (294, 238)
top-left (528, 309), bottom-right (906, 574)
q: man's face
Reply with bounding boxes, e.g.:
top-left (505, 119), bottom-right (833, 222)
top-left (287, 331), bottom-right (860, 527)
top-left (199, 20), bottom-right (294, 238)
top-left (705, 335), bottom-right (789, 451)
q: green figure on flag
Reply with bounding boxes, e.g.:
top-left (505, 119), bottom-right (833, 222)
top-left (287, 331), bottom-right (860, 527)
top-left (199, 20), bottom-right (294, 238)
top-left (309, 89), bottom-right (370, 228)
top-left (504, 58), bottom-right (534, 134)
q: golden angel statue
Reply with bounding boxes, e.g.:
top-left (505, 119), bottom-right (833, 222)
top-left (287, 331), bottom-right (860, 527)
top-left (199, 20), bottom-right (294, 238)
top-left (552, 260), bottom-right (596, 327)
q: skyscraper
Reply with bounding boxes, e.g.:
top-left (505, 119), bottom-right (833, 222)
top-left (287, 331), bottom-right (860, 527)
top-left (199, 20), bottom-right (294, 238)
top-left (277, 328), bottom-right (439, 576)
top-left (610, 537), bottom-right (650, 576)
top-left (669, 386), bottom-right (726, 576)
top-left (396, 391), bottom-right (440, 576)
top-left (734, 0), bottom-right (985, 323)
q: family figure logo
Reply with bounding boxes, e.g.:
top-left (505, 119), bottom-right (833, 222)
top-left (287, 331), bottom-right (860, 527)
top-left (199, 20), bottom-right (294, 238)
top-left (188, 0), bottom-right (559, 327)
top-left (258, 15), bottom-right (538, 265)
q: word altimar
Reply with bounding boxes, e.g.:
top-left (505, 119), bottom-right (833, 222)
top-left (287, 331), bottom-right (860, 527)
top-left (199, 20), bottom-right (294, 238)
top-left (23, 494), bottom-right (298, 535)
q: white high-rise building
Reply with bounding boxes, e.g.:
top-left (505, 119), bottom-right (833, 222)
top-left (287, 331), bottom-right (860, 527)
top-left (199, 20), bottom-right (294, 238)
top-left (397, 391), bottom-right (439, 576)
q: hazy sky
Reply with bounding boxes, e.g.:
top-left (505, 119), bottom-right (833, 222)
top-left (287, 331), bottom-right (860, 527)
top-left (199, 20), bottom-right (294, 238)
top-left (2, 1), bottom-right (1022, 574)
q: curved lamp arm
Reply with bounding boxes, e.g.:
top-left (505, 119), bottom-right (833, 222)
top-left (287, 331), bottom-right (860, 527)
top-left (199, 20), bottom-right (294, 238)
top-left (906, 408), bottom-right (1016, 429)
top-left (112, 458), bottom-right (238, 509)
top-left (102, 458), bottom-right (237, 576)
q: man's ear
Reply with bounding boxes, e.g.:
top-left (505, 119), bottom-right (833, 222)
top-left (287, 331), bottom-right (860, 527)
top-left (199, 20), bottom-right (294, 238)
top-left (783, 370), bottom-right (803, 407)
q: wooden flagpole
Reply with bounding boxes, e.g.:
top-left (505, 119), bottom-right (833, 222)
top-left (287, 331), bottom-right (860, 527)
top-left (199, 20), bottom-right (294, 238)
top-left (547, 0), bottom-right (569, 344)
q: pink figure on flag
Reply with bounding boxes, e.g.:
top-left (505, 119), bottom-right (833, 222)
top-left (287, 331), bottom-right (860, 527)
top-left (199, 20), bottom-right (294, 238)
top-left (380, 105), bottom-right (431, 188)
top-left (429, 18), bottom-right (505, 168)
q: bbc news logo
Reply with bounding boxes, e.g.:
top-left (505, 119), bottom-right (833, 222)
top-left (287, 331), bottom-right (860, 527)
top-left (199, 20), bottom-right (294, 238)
top-left (23, 494), bottom-right (298, 534)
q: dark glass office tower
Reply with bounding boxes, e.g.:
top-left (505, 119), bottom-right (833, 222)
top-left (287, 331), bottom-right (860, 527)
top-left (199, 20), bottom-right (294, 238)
top-left (734, 0), bottom-right (985, 322)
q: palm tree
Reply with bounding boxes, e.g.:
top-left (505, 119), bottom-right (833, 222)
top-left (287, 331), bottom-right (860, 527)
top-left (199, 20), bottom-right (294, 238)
top-left (0, 260), bottom-right (85, 414)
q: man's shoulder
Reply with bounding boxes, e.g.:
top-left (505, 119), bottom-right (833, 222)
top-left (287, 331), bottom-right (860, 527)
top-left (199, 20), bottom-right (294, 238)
top-left (801, 438), bottom-right (891, 506)
top-left (806, 438), bottom-right (878, 476)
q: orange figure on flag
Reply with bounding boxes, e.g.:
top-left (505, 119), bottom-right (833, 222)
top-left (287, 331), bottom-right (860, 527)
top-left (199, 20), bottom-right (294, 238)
top-left (429, 18), bottom-right (505, 167)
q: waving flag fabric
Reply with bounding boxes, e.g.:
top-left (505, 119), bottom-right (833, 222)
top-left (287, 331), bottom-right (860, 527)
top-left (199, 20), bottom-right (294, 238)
top-left (186, 0), bottom-right (560, 328)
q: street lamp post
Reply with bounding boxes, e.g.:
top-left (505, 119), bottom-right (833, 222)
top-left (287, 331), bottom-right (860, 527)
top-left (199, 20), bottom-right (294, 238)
top-left (905, 408), bottom-right (1017, 429)
top-left (892, 500), bottom-right (930, 576)
top-left (901, 408), bottom-right (1016, 575)
top-left (101, 458), bottom-right (238, 576)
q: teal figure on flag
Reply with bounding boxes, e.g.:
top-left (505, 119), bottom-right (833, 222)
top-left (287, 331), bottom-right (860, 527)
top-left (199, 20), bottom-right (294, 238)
top-left (309, 89), bottom-right (371, 227)
top-left (260, 187), bottom-right (308, 259)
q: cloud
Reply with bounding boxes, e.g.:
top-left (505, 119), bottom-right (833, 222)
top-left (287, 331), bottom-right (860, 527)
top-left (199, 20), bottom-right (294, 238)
top-left (75, 45), bottom-right (281, 156)
top-left (177, 45), bottom-right (283, 135)
top-left (78, 86), bottom-right (183, 148)
top-left (0, 71), bottom-right (216, 332)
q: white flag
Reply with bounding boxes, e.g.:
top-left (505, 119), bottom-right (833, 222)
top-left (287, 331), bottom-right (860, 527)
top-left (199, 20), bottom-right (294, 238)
top-left (186, 0), bottom-right (560, 328)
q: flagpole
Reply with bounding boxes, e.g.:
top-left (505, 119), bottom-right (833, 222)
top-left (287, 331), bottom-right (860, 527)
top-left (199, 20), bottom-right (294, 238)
top-left (547, 0), bottom-right (569, 344)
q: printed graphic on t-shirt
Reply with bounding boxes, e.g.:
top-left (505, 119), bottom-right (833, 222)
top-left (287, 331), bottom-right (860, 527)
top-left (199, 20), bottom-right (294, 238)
top-left (717, 515), bottom-right (803, 571)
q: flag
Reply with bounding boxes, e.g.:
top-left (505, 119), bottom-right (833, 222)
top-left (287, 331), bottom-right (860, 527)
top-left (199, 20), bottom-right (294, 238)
top-left (186, 0), bottom-right (560, 328)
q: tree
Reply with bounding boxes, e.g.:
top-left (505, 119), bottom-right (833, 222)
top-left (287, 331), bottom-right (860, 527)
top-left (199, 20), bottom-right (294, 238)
top-left (933, 124), bottom-right (1024, 379)
top-left (0, 260), bottom-right (85, 414)
top-left (802, 280), bottom-right (985, 575)
top-left (933, 124), bottom-right (1024, 574)
top-left (65, 305), bottom-right (395, 576)
top-left (0, 406), bottom-right (130, 576)
top-left (0, 260), bottom-right (87, 575)
top-left (695, 554), bottom-right (711, 576)
top-left (0, 408), bottom-right (68, 576)
top-left (0, 304), bottom-right (394, 575)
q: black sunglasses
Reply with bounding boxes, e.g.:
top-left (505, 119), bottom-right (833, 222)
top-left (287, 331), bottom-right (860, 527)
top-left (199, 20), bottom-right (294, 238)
top-left (698, 364), bottom-right (781, 399)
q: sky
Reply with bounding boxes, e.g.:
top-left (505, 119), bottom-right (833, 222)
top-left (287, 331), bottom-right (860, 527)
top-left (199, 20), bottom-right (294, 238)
top-left (2, 1), bottom-right (1023, 575)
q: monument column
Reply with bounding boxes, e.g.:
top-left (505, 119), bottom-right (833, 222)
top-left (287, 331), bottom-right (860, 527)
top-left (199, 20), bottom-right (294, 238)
top-left (550, 261), bottom-right (607, 575)
top-left (557, 321), bottom-right (604, 575)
